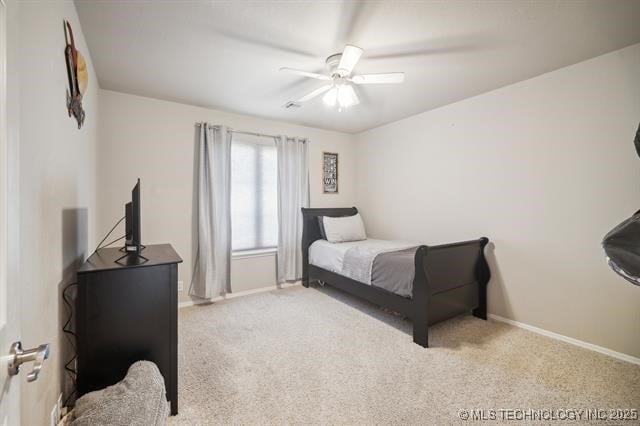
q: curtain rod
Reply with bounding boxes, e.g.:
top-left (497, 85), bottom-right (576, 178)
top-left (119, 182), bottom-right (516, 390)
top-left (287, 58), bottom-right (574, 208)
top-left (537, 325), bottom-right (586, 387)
top-left (195, 122), bottom-right (306, 142)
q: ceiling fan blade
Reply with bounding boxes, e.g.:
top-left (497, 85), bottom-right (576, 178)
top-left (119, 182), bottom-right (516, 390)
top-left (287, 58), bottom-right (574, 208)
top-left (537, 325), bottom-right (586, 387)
top-left (334, 2), bottom-right (376, 47)
top-left (337, 45), bottom-right (363, 74)
top-left (280, 67), bottom-right (330, 81)
top-left (366, 35), bottom-right (489, 60)
top-left (350, 73), bottom-right (405, 85)
top-left (296, 84), bottom-right (332, 103)
top-left (216, 29), bottom-right (316, 59)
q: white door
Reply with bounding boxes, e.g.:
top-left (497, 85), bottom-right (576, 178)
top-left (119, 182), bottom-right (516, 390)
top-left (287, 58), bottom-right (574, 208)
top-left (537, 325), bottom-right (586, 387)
top-left (0, 0), bottom-right (21, 424)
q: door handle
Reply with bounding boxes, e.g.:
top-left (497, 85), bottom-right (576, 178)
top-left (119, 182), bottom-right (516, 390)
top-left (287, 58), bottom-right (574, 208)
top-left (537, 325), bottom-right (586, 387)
top-left (7, 341), bottom-right (51, 382)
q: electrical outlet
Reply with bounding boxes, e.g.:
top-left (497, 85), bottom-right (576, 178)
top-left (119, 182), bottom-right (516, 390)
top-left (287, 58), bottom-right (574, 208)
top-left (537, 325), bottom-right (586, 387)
top-left (178, 280), bottom-right (184, 291)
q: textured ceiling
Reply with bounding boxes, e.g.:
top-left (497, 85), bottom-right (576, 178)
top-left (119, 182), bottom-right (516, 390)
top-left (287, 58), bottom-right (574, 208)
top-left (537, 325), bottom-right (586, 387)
top-left (75, 0), bottom-right (640, 133)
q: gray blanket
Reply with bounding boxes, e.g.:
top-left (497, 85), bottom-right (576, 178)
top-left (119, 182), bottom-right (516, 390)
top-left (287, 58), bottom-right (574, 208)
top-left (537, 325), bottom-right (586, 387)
top-left (338, 240), bottom-right (418, 298)
top-left (71, 361), bottom-right (169, 426)
top-left (371, 247), bottom-right (418, 298)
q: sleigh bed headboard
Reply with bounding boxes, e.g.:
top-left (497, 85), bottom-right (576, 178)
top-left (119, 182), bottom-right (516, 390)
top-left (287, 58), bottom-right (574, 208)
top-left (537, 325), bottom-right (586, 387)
top-left (300, 207), bottom-right (358, 286)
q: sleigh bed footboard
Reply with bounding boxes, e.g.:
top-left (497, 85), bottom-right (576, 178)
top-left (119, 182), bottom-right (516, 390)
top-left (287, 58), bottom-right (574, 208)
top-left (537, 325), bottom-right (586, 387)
top-left (412, 237), bottom-right (491, 347)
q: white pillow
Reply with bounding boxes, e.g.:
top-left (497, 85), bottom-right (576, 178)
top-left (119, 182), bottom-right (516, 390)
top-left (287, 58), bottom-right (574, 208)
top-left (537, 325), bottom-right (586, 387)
top-left (322, 213), bottom-right (367, 243)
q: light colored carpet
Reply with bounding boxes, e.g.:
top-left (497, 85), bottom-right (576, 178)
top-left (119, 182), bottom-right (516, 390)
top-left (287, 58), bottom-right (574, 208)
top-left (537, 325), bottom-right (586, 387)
top-left (170, 285), bottom-right (640, 425)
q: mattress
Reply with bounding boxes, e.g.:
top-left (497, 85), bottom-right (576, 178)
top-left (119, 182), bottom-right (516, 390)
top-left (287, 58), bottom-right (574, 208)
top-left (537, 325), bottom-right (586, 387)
top-left (309, 239), bottom-right (418, 298)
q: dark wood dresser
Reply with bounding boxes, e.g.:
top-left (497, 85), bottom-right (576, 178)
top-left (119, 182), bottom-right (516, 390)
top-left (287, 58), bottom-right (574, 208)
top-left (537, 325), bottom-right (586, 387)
top-left (76, 244), bottom-right (182, 415)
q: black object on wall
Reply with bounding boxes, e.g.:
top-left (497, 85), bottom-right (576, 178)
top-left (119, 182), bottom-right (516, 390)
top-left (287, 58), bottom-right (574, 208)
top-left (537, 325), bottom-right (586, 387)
top-left (635, 122), bottom-right (640, 159)
top-left (602, 122), bottom-right (640, 286)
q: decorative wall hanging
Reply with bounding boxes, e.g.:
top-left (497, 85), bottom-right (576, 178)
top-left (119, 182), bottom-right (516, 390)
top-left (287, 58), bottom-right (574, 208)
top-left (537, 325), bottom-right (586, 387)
top-left (322, 152), bottom-right (338, 194)
top-left (64, 20), bottom-right (87, 129)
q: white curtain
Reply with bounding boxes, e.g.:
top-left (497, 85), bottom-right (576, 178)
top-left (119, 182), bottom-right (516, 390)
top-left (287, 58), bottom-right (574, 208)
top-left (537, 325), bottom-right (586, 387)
top-left (276, 136), bottom-right (309, 283)
top-left (191, 124), bottom-right (232, 298)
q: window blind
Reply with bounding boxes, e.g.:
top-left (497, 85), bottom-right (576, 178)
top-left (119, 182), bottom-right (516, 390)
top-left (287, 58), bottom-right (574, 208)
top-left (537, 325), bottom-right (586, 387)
top-left (231, 137), bottom-right (278, 251)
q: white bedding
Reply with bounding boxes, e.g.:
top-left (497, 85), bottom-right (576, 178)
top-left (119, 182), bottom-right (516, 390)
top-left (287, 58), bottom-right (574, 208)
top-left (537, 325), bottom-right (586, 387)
top-left (309, 239), bottom-right (363, 273)
top-left (321, 213), bottom-right (367, 243)
top-left (309, 238), bottom-right (417, 280)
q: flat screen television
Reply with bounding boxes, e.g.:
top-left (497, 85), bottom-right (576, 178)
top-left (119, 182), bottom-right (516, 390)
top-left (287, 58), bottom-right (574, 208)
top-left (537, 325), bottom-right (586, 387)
top-left (124, 178), bottom-right (142, 253)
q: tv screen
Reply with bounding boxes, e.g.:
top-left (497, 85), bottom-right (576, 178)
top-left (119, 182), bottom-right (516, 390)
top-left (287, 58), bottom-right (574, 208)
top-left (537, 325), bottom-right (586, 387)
top-left (125, 179), bottom-right (141, 252)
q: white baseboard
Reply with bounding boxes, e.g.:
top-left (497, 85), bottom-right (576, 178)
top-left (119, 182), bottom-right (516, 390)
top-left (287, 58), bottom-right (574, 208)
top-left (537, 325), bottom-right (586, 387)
top-left (487, 313), bottom-right (640, 366)
top-left (179, 282), bottom-right (301, 309)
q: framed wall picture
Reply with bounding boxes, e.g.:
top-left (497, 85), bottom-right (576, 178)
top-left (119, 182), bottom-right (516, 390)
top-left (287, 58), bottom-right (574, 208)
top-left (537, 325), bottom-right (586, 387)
top-left (322, 152), bottom-right (338, 194)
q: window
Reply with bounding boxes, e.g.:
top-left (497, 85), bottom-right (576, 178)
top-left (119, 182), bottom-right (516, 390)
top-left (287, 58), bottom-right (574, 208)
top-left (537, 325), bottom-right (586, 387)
top-left (231, 136), bottom-right (278, 251)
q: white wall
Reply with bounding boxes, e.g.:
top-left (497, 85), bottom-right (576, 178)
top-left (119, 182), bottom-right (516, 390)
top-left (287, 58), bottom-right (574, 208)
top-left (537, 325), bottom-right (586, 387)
top-left (97, 90), bottom-right (356, 303)
top-left (355, 43), bottom-right (640, 358)
top-left (3, 0), bottom-right (22, 424)
top-left (15, 1), bottom-right (100, 424)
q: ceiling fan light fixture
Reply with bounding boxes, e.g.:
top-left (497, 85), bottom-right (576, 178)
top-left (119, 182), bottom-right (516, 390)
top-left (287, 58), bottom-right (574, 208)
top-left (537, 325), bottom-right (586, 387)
top-left (322, 84), bottom-right (359, 110)
top-left (337, 84), bottom-right (359, 108)
top-left (322, 86), bottom-right (338, 107)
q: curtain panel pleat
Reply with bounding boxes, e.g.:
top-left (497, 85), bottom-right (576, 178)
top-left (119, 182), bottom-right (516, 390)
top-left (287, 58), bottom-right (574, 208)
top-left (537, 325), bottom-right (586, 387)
top-left (277, 136), bottom-right (309, 283)
top-left (191, 124), bottom-right (232, 298)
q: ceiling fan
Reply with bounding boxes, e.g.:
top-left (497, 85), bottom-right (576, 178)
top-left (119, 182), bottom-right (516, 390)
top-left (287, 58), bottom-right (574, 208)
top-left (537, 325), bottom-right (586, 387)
top-left (280, 45), bottom-right (405, 111)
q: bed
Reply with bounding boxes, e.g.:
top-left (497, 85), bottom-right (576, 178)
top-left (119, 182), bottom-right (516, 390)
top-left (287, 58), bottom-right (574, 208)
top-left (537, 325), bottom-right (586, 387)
top-left (301, 207), bottom-right (491, 348)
